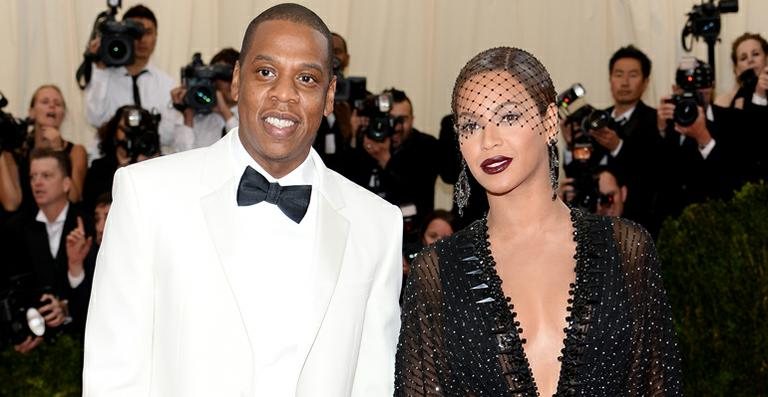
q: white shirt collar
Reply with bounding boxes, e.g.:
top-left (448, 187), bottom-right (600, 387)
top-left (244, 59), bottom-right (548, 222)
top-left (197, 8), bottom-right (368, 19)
top-left (36, 202), bottom-right (69, 225)
top-left (611, 105), bottom-right (636, 122)
top-left (232, 129), bottom-right (315, 187)
top-left (611, 105), bottom-right (637, 121)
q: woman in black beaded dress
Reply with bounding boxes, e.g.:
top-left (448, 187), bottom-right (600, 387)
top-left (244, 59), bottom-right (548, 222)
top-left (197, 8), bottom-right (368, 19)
top-left (395, 47), bottom-right (682, 396)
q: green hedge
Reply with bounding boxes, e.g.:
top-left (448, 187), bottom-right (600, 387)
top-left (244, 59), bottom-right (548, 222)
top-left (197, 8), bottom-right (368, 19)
top-left (0, 334), bottom-right (83, 397)
top-left (659, 182), bottom-right (768, 396)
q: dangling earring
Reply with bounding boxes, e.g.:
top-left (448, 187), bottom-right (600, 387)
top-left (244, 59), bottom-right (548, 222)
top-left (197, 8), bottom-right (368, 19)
top-left (454, 158), bottom-right (471, 216)
top-left (547, 139), bottom-right (559, 201)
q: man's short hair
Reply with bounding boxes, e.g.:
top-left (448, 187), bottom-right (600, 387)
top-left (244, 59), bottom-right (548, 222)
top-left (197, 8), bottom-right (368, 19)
top-left (29, 148), bottom-right (72, 178)
top-left (384, 87), bottom-right (412, 110)
top-left (123, 4), bottom-right (158, 29)
top-left (95, 192), bottom-right (113, 208)
top-left (238, 3), bottom-right (334, 77)
top-left (595, 165), bottom-right (626, 187)
top-left (331, 32), bottom-right (348, 53)
top-left (609, 45), bottom-right (652, 79)
top-left (211, 48), bottom-right (240, 67)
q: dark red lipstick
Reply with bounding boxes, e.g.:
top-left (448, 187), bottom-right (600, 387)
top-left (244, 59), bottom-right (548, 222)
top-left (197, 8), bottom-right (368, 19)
top-left (480, 156), bottom-right (512, 174)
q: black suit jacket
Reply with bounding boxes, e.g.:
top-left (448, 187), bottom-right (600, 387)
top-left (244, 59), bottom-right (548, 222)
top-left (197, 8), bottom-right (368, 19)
top-left (2, 204), bottom-right (95, 335)
top-left (603, 100), bottom-right (664, 235)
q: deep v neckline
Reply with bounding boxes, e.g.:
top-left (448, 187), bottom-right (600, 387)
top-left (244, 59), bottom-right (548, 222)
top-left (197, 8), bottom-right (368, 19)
top-left (476, 207), bottom-right (585, 397)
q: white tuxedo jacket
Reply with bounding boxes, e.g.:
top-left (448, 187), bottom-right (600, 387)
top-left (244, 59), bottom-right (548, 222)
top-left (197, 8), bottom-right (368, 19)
top-left (83, 130), bottom-right (403, 396)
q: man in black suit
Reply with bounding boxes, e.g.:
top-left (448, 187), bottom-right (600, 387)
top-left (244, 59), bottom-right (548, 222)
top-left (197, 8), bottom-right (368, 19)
top-left (594, 45), bottom-right (664, 235)
top-left (2, 148), bottom-right (93, 352)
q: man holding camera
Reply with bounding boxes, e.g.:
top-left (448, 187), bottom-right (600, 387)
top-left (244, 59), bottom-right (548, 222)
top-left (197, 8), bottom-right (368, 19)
top-left (657, 58), bottom-right (736, 218)
top-left (84, 4), bottom-right (179, 154)
top-left (346, 88), bottom-right (443, 226)
top-left (170, 48), bottom-right (240, 151)
top-left (1, 149), bottom-right (94, 352)
top-left (597, 45), bottom-right (663, 234)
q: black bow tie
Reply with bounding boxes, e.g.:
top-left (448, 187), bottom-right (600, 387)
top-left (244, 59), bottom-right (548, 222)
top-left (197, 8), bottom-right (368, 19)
top-left (236, 166), bottom-right (312, 223)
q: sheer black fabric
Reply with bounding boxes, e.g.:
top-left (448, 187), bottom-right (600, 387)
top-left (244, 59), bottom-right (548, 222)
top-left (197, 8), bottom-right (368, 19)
top-left (395, 208), bottom-right (682, 396)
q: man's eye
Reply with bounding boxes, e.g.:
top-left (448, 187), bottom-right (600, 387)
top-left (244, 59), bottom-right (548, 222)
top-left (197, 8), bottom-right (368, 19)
top-left (298, 75), bottom-right (317, 84)
top-left (257, 69), bottom-right (275, 78)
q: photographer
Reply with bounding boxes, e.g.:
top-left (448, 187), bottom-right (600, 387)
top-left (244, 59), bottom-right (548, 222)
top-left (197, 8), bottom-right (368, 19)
top-left (313, 32), bottom-right (356, 172)
top-left (84, 4), bottom-right (178, 154)
top-left (170, 48), bottom-right (240, 151)
top-left (711, 32), bottom-right (768, 184)
top-left (344, 88), bottom-right (445, 226)
top-left (1, 149), bottom-right (94, 351)
top-left (563, 45), bottom-right (663, 235)
top-left (82, 105), bottom-right (159, 212)
top-left (657, 58), bottom-right (739, 219)
top-left (714, 33), bottom-right (768, 109)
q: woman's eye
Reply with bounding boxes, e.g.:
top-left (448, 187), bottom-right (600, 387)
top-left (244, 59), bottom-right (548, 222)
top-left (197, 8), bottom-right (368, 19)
top-left (501, 113), bottom-right (520, 124)
top-left (458, 121), bottom-right (480, 134)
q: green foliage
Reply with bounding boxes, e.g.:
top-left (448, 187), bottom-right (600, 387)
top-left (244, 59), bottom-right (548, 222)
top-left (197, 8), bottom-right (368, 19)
top-left (0, 334), bottom-right (83, 397)
top-left (659, 182), bottom-right (768, 396)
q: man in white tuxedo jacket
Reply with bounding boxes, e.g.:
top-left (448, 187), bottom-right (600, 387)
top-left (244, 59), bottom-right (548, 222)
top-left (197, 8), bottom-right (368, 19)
top-left (83, 4), bottom-right (403, 396)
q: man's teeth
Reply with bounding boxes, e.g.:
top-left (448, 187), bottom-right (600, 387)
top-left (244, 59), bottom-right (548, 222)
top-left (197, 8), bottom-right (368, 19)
top-left (265, 117), bottom-right (296, 129)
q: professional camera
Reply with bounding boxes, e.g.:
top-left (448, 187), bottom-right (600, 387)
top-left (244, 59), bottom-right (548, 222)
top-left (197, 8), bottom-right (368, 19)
top-left (180, 53), bottom-right (234, 114)
top-left (666, 58), bottom-right (713, 127)
top-left (95, 0), bottom-right (145, 67)
top-left (557, 83), bottom-right (615, 136)
top-left (682, 0), bottom-right (738, 48)
top-left (76, 0), bottom-right (145, 88)
top-left (333, 57), bottom-right (368, 109)
top-left (117, 106), bottom-right (160, 161)
top-left (0, 274), bottom-right (48, 347)
top-left (0, 92), bottom-right (29, 152)
top-left (681, 0), bottom-right (739, 75)
top-left (356, 93), bottom-right (400, 142)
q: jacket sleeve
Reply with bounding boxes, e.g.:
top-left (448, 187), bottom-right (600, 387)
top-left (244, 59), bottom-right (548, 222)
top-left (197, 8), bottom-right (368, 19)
top-left (83, 167), bottom-right (156, 396)
top-left (351, 204), bottom-right (403, 396)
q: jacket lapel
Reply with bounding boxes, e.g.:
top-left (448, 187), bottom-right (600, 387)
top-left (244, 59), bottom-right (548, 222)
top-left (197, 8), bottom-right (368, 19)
top-left (297, 150), bottom-right (349, 373)
top-left (199, 131), bottom-right (255, 358)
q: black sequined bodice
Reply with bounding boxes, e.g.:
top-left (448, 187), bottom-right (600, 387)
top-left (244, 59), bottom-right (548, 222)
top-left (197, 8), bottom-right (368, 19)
top-left (395, 208), bottom-right (682, 396)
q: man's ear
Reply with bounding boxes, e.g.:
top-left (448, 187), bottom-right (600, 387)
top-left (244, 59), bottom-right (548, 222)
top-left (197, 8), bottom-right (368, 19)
top-left (231, 61), bottom-right (241, 102)
top-left (620, 185), bottom-right (628, 203)
top-left (324, 76), bottom-right (337, 117)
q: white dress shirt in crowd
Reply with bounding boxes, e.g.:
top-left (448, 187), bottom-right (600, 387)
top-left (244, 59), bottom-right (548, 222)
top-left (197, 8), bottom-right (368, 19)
top-left (84, 63), bottom-right (181, 154)
top-left (172, 105), bottom-right (239, 151)
top-left (35, 203), bottom-right (84, 288)
top-left (228, 132), bottom-right (318, 396)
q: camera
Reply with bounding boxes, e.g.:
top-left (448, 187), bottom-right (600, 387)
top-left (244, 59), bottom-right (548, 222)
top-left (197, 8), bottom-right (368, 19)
top-left (333, 56), bottom-right (368, 109)
top-left (117, 106), bottom-right (160, 161)
top-left (356, 93), bottom-right (401, 142)
top-left (0, 92), bottom-right (29, 152)
top-left (0, 274), bottom-right (48, 347)
top-left (666, 58), bottom-right (713, 127)
top-left (557, 83), bottom-right (615, 136)
top-left (682, 0), bottom-right (738, 49)
top-left (96, 0), bottom-right (145, 67)
top-left (180, 53), bottom-right (234, 114)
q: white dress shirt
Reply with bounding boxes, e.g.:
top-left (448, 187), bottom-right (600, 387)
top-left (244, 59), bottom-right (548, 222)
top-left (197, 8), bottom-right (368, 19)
top-left (229, 132), bottom-right (318, 395)
top-left (35, 203), bottom-right (84, 288)
top-left (84, 63), bottom-right (181, 154)
top-left (172, 106), bottom-right (239, 151)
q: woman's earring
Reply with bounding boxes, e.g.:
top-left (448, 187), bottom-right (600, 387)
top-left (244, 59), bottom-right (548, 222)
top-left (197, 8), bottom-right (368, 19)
top-left (454, 158), bottom-right (471, 216)
top-left (548, 140), bottom-right (559, 201)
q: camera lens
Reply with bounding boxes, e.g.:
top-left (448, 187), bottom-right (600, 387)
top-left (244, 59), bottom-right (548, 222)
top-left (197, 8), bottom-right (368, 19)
top-left (674, 99), bottom-right (698, 127)
top-left (106, 39), bottom-right (127, 60)
top-left (191, 87), bottom-right (215, 106)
